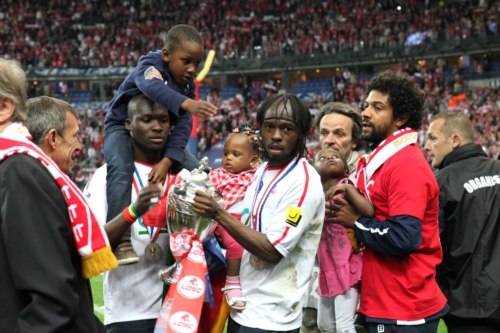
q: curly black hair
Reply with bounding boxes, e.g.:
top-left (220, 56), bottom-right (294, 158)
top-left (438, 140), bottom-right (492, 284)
top-left (256, 94), bottom-right (312, 159)
top-left (164, 24), bottom-right (203, 51)
top-left (365, 70), bottom-right (425, 130)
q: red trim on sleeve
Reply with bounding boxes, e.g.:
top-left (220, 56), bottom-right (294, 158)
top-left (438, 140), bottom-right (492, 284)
top-left (297, 161), bottom-right (309, 208)
top-left (272, 226), bottom-right (290, 246)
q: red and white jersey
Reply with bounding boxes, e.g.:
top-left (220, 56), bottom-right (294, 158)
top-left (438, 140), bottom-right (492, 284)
top-left (84, 162), bottom-right (171, 325)
top-left (232, 157), bottom-right (325, 330)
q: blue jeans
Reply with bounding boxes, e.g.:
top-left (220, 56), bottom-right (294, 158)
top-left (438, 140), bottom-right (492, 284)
top-left (106, 319), bottom-right (156, 333)
top-left (103, 125), bottom-right (200, 234)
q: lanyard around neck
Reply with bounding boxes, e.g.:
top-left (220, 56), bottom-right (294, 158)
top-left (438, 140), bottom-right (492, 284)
top-left (251, 159), bottom-right (298, 232)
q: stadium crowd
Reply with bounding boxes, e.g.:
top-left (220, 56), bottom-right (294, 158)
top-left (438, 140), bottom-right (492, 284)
top-left (1, 0), bottom-right (500, 327)
top-left (1, 0), bottom-right (500, 68)
top-left (66, 61), bottom-right (500, 188)
top-left (195, 64), bottom-right (500, 158)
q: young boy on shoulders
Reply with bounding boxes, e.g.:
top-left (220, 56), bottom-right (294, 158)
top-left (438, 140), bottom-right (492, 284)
top-left (104, 24), bottom-right (217, 264)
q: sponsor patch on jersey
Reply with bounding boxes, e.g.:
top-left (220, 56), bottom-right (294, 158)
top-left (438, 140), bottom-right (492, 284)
top-left (285, 206), bottom-right (302, 227)
top-left (241, 207), bottom-right (251, 227)
top-left (144, 66), bottom-right (163, 81)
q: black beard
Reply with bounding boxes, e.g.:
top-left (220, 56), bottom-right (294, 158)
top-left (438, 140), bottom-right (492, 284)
top-left (263, 149), bottom-right (297, 167)
top-left (362, 122), bottom-right (392, 143)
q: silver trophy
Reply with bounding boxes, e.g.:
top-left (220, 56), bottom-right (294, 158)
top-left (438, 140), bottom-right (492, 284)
top-left (158, 157), bottom-right (223, 284)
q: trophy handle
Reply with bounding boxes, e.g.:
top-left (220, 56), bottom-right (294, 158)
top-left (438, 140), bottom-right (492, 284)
top-left (158, 257), bottom-right (182, 285)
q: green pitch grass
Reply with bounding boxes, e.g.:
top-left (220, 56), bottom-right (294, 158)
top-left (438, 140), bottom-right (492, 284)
top-left (90, 274), bottom-right (104, 323)
top-left (90, 275), bottom-right (448, 332)
top-left (438, 320), bottom-right (448, 333)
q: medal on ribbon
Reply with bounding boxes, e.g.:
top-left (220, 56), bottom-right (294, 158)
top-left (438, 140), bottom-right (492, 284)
top-left (145, 229), bottom-right (162, 260)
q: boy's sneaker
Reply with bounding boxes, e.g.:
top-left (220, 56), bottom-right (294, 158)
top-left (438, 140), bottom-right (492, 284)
top-left (114, 236), bottom-right (140, 265)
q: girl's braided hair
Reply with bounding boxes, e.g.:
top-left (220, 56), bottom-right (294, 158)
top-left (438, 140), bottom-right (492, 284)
top-left (229, 125), bottom-right (263, 158)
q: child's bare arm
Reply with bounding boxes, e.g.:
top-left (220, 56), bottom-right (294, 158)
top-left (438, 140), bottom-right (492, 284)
top-left (148, 157), bottom-right (172, 185)
top-left (344, 185), bottom-right (374, 217)
top-left (180, 99), bottom-right (217, 119)
top-left (326, 184), bottom-right (374, 217)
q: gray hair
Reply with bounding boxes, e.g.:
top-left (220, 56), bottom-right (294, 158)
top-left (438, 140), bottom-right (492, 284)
top-left (0, 58), bottom-right (27, 124)
top-left (315, 102), bottom-right (364, 151)
top-left (26, 96), bottom-right (78, 145)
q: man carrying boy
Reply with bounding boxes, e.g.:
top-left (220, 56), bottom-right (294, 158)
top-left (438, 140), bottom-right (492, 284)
top-left (329, 70), bottom-right (448, 333)
top-left (85, 94), bottom-right (169, 333)
top-left (105, 24), bottom-right (217, 264)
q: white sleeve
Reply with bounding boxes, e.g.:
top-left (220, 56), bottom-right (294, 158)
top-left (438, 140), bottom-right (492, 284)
top-left (266, 163), bottom-right (325, 258)
top-left (83, 165), bottom-right (108, 226)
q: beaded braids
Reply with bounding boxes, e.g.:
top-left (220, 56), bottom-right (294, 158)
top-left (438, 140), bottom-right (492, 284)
top-left (256, 94), bottom-right (312, 160)
top-left (229, 125), bottom-right (263, 160)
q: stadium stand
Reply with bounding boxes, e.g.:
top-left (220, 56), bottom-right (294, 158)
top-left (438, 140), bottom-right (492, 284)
top-left (1, 0), bottom-right (499, 68)
top-left (3, 0), bottom-right (500, 183)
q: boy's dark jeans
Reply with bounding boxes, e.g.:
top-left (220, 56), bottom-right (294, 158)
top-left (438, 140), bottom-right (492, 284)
top-left (103, 125), bottom-right (200, 236)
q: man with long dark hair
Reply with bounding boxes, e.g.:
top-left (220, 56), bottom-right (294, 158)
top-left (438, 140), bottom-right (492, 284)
top-left (194, 94), bottom-right (325, 333)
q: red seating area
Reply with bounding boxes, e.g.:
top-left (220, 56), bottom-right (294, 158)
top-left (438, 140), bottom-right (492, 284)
top-left (1, 0), bottom-right (499, 68)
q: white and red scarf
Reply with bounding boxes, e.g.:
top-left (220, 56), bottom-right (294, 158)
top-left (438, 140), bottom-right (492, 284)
top-left (0, 123), bottom-right (117, 278)
top-left (155, 231), bottom-right (209, 332)
top-left (209, 168), bottom-right (256, 210)
top-left (355, 128), bottom-right (418, 200)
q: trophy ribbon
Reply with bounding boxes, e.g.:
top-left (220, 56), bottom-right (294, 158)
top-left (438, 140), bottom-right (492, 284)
top-left (155, 232), bottom-right (210, 333)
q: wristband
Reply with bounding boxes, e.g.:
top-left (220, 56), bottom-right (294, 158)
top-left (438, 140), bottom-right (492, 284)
top-left (123, 206), bottom-right (137, 224)
top-left (129, 203), bottom-right (139, 219)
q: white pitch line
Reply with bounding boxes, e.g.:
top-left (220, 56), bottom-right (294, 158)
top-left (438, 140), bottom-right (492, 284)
top-left (93, 304), bottom-right (105, 314)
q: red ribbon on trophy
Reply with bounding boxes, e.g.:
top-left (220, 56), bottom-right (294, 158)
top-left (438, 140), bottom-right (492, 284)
top-left (155, 231), bottom-right (209, 333)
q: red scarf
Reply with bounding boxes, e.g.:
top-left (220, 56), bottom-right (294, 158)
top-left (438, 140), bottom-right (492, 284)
top-left (155, 169), bottom-right (221, 332)
top-left (155, 231), bottom-right (208, 333)
top-left (209, 168), bottom-right (256, 209)
top-left (356, 128), bottom-right (418, 200)
top-left (0, 123), bottom-right (117, 278)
